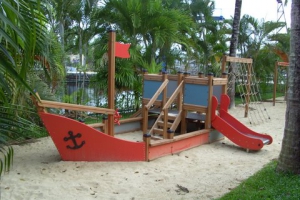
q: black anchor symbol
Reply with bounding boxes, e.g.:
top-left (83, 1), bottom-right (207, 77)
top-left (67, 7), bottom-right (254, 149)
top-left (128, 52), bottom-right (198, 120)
top-left (64, 131), bottom-right (85, 150)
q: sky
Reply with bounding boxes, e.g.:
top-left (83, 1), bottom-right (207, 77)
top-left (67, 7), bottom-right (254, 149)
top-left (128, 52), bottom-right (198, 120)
top-left (213, 0), bottom-right (291, 28)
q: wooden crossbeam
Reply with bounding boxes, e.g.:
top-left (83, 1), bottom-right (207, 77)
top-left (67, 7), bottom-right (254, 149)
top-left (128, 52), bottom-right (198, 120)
top-left (38, 100), bottom-right (115, 115)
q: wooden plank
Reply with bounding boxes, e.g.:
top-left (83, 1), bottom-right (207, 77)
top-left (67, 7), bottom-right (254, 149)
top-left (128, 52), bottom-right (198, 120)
top-left (225, 56), bottom-right (253, 64)
top-left (183, 104), bottom-right (207, 113)
top-left (150, 129), bottom-right (210, 146)
top-left (148, 132), bottom-right (210, 160)
top-left (157, 121), bottom-right (172, 128)
top-left (120, 117), bottom-right (143, 123)
top-left (212, 78), bottom-right (227, 85)
top-left (167, 74), bottom-right (179, 81)
top-left (39, 100), bottom-right (115, 114)
top-left (153, 128), bottom-right (164, 135)
top-left (143, 74), bottom-right (164, 81)
top-left (184, 77), bottom-right (209, 85)
top-left (170, 110), bottom-right (182, 131)
top-left (142, 99), bottom-right (162, 106)
top-left (87, 122), bottom-right (104, 128)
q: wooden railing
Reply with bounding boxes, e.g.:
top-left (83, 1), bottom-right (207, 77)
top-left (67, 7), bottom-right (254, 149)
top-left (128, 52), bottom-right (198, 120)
top-left (38, 100), bottom-right (115, 115)
top-left (162, 81), bottom-right (183, 110)
top-left (143, 79), bottom-right (169, 134)
top-left (145, 79), bottom-right (169, 110)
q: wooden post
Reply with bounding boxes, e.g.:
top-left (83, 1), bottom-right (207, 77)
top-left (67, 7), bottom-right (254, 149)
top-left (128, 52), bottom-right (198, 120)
top-left (102, 115), bottom-right (108, 134)
top-left (162, 71), bottom-right (168, 139)
top-left (183, 72), bottom-right (190, 78)
top-left (167, 129), bottom-right (174, 139)
top-left (206, 73), bottom-right (213, 129)
top-left (222, 72), bottom-right (228, 95)
top-left (108, 30), bottom-right (116, 136)
top-left (181, 72), bottom-right (190, 134)
top-left (162, 72), bottom-right (168, 108)
top-left (221, 55), bottom-right (227, 73)
top-left (142, 70), bottom-right (149, 134)
top-left (181, 109), bottom-right (187, 134)
top-left (198, 72), bottom-right (204, 78)
top-left (143, 133), bottom-right (151, 161)
top-left (177, 71), bottom-right (183, 111)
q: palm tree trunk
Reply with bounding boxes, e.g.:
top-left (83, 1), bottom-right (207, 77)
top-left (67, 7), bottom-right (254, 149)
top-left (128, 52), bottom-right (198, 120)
top-left (277, 0), bottom-right (300, 174)
top-left (59, 20), bottom-right (65, 51)
top-left (228, 0), bottom-right (242, 108)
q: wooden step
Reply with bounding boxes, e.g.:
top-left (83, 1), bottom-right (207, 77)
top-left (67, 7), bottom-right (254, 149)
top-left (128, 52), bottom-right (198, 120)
top-left (151, 135), bottom-right (163, 140)
top-left (161, 113), bottom-right (177, 120)
top-left (153, 128), bottom-right (164, 136)
top-left (157, 121), bottom-right (172, 128)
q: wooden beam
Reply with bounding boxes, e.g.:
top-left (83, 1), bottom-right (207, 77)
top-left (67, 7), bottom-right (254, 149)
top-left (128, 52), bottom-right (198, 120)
top-left (143, 74), bottom-right (164, 81)
top-left (224, 56), bottom-right (253, 64)
top-left (206, 74), bottom-right (213, 129)
top-left (184, 77), bottom-right (209, 85)
top-left (39, 100), bottom-right (115, 114)
top-left (108, 30), bottom-right (116, 136)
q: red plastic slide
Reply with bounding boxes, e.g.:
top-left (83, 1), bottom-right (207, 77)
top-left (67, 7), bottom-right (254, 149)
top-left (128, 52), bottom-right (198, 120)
top-left (211, 94), bottom-right (273, 151)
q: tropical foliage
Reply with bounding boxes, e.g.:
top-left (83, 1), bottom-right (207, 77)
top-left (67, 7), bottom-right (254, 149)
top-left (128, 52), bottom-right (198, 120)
top-left (0, 0), bottom-right (63, 175)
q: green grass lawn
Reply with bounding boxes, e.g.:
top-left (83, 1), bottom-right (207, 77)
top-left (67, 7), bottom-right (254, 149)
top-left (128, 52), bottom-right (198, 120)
top-left (218, 160), bottom-right (300, 200)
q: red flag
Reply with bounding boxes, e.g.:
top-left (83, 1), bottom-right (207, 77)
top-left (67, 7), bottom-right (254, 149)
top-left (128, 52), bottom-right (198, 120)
top-left (115, 42), bottom-right (130, 58)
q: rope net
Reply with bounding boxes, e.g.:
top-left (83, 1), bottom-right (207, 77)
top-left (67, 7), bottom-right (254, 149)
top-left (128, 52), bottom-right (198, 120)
top-left (225, 57), bottom-right (271, 125)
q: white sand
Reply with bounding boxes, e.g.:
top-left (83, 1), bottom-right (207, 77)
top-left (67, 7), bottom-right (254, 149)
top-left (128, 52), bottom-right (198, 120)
top-left (1, 100), bottom-right (286, 200)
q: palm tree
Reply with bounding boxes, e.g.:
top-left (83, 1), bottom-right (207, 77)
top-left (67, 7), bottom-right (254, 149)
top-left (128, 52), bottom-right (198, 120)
top-left (228, 0), bottom-right (242, 108)
top-left (236, 15), bottom-right (289, 81)
top-left (276, 0), bottom-right (300, 174)
top-left (91, 0), bottom-right (197, 110)
top-left (95, 0), bottom-right (195, 67)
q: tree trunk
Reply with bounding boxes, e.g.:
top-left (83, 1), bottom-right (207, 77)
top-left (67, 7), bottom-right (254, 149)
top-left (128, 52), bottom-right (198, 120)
top-left (228, 0), bottom-right (242, 108)
top-left (59, 19), bottom-right (65, 52)
top-left (277, 0), bottom-right (300, 174)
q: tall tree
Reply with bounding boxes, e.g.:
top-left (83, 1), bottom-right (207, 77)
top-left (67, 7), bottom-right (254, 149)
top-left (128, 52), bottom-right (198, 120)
top-left (277, 0), bottom-right (300, 174)
top-left (228, 0), bottom-right (242, 108)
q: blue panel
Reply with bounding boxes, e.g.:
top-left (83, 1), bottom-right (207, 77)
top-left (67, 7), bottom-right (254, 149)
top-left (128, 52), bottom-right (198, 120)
top-left (143, 80), bottom-right (163, 100)
top-left (213, 85), bottom-right (222, 102)
top-left (184, 84), bottom-right (209, 106)
top-left (167, 80), bottom-right (177, 98)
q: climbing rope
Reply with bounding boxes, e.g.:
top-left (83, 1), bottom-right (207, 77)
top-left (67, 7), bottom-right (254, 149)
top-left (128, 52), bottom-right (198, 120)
top-left (226, 60), bottom-right (271, 125)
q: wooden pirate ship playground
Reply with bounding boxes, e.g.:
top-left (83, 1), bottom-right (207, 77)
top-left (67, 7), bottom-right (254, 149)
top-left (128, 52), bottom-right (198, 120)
top-left (32, 32), bottom-right (273, 162)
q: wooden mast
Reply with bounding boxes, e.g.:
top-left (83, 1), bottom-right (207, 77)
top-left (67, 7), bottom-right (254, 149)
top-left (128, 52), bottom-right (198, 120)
top-left (108, 30), bottom-right (116, 136)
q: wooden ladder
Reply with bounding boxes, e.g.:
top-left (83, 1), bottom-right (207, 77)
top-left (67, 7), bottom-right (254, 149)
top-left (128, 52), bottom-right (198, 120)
top-left (149, 109), bottom-right (182, 139)
top-left (149, 80), bottom-right (184, 139)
